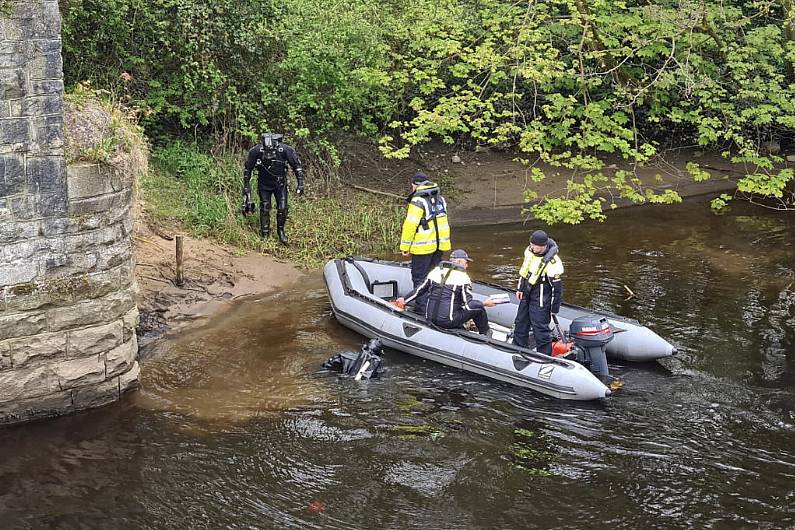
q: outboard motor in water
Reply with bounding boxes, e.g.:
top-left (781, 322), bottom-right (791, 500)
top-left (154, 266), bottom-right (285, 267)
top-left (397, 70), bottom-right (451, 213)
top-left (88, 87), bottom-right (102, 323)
top-left (322, 338), bottom-right (385, 380)
top-left (569, 315), bottom-right (614, 377)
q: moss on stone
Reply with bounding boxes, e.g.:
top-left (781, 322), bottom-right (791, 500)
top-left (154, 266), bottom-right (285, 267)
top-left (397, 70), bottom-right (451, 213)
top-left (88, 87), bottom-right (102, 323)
top-left (63, 85), bottom-right (149, 181)
top-left (0, 1), bottom-right (14, 18)
top-left (9, 283), bottom-right (38, 296)
top-left (43, 275), bottom-right (90, 297)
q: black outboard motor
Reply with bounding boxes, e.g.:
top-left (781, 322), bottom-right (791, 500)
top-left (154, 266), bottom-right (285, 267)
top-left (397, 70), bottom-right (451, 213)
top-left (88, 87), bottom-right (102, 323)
top-left (569, 315), bottom-right (614, 377)
top-left (322, 338), bottom-right (385, 380)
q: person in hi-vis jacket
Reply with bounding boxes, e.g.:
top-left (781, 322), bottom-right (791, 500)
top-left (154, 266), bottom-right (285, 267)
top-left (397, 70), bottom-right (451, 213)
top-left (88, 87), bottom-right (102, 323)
top-left (513, 230), bottom-right (564, 354)
top-left (399, 173), bottom-right (451, 309)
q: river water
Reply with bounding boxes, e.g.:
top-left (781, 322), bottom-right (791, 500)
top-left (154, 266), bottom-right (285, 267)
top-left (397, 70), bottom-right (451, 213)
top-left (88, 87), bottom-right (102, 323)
top-left (0, 200), bottom-right (793, 529)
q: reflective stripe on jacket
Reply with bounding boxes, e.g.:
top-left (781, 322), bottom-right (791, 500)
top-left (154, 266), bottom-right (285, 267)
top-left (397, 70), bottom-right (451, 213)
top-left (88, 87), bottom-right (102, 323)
top-left (517, 247), bottom-right (564, 313)
top-left (404, 262), bottom-right (476, 322)
top-left (399, 184), bottom-right (451, 255)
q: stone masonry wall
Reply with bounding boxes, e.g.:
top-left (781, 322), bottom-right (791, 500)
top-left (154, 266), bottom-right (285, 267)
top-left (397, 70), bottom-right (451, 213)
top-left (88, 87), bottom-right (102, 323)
top-left (0, 1), bottom-right (140, 426)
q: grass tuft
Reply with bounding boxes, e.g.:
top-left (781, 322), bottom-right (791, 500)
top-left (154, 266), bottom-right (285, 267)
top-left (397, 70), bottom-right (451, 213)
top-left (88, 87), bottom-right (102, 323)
top-left (141, 141), bottom-right (404, 268)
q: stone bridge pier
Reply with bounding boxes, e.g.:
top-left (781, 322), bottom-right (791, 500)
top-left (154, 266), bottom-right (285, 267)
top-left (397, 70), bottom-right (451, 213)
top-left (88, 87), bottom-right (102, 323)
top-left (0, 1), bottom-right (140, 425)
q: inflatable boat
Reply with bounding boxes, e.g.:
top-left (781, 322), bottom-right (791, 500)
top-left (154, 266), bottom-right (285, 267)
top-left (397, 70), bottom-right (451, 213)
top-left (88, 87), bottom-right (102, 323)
top-left (323, 257), bottom-right (676, 400)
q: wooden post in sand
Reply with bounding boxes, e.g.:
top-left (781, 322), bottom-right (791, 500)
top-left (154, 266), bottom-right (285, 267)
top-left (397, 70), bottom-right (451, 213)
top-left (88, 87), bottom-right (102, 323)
top-left (175, 235), bottom-right (185, 287)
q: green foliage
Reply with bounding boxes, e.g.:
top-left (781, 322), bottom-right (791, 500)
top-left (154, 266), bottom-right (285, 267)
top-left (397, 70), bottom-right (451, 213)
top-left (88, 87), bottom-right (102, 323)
top-left (142, 142), bottom-right (403, 267)
top-left (376, 0), bottom-right (795, 221)
top-left (0, 1), bottom-right (14, 17)
top-left (64, 85), bottom-right (150, 171)
top-left (63, 0), bottom-right (795, 223)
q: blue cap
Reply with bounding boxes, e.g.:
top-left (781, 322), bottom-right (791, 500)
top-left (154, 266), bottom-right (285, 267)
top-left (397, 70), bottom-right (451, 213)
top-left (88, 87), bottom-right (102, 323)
top-left (450, 249), bottom-right (473, 261)
top-left (411, 173), bottom-right (431, 185)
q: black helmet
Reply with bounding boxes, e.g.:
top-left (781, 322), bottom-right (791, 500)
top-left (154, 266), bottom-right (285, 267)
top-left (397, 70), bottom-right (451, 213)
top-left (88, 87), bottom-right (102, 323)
top-left (261, 132), bottom-right (283, 148)
top-left (261, 133), bottom-right (283, 159)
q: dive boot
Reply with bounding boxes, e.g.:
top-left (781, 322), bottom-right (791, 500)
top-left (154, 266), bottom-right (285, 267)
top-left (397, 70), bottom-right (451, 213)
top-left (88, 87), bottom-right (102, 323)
top-left (276, 211), bottom-right (288, 244)
top-left (259, 210), bottom-right (270, 239)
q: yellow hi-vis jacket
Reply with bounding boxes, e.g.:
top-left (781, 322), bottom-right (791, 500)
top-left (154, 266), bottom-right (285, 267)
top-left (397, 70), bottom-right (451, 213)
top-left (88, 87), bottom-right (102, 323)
top-left (399, 183), bottom-right (451, 255)
top-left (517, 248), bottom-right (564, 291)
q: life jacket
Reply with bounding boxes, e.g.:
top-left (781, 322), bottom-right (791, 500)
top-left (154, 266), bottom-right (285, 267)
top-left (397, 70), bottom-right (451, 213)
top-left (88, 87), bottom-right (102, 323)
top-left (399, 183), bottom-right (452, 255)
top-left (424, 261), bottom-right (474, 322)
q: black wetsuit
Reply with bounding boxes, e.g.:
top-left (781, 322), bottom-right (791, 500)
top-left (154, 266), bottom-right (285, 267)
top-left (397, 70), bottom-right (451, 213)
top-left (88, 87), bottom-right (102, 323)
top-left (243, 142), bottom-right (304, 241)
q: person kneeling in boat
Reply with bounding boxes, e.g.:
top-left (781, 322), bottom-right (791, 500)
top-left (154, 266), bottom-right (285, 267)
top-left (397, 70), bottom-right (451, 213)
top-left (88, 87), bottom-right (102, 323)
top-left (394, 249), bottom-right (497, 334)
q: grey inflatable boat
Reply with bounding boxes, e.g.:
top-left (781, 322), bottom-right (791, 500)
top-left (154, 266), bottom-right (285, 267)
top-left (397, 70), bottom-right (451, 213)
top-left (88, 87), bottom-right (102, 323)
top-left (323, 257), bottom-right (676, 400)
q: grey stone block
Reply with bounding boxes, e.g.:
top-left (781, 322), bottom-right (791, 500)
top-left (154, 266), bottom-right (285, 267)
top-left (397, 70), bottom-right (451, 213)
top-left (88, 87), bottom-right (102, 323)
top-left (0, 220), bottom-right (39, 245)
top-left (0, 42), bottom-right (28, 69)
top-left (67, 163), bottom-right (113, 199)
top-left (0, 68), bottom-right (26, 99)
top-left (104, 335), bottom-right (137, 378)
top-left (0, 310), bottom-right (48, 341)
top-left (119, 360), bottom-right (140, 394)
top-left (0, 341), bottom-right (11, 370)
top-left (96, 240), bottom-right (132, 270)
top-left (42, 251), bottom-right (97, 278)
top-left (0, 260), bottom-right (40, 286)
top-left (67, 321), bottom-right (123, 358)
top-left (6, 330), bottom-right (67, 367)
top-left (118, 261), bottom-right (136, 289)
top-left (72, 377), bottom-right (119, 411)
top-left (83, 267), bottom-right (122, 300)
top-left (3, 279), bottom-right (74, 313)
top-left (121, 307), bottom-right (139, 342)
top-left (64, 225), bottom-right (121, 253)
top-left (0, 154), bottom-right (25, 196)
top-left (0, 117), bottom-right (30, 149)
top-left (46, 289), bottom-right (135, 332)
top-left (53, 355), bottom-right (106, 391)
top-left (0, 364), bottom-right (59, 403)
top-left (30, 79), bottom-right (63, 96)
top-left (0, 388), bottom-right (73, 425)
top-left (2, 239), bottom-right (37, 261)
top-left (36, 191), bottom-right (68, 218)
top-left (30, 49), bottom-right (62, 81)
top-left (67, 194), bottom-right (114, 216)
top-left (31, 4), bottom-right (61, 39)
top-left (26, 155), bottom-right (65, 193)
top-left (3, 193), bottom-right (35, 219)
top-left (33, 114), bottom-right (64, 150)
top-left (17, 94), bottom-right (63, 117)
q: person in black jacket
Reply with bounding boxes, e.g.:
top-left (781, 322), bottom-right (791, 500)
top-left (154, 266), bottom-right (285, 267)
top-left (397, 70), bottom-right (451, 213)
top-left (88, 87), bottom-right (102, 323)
top-left (243, 133), bottom-right (305, 244)
top-left (396, 249), bottom-right (497, 334)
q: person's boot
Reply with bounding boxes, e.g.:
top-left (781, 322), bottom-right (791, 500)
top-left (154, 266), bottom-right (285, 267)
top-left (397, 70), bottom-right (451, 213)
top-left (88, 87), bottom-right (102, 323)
top-left (259, 208), bottom-right (270, 239)
top-left (276, 210), bottom-right (288, 244)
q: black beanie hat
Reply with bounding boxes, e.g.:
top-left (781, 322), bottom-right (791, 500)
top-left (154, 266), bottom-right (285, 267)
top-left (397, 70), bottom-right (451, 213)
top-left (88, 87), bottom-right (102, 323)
top-left (530, 230), bottom-right (548, 246)
top-left (411, 173), bottom-right (431, 185)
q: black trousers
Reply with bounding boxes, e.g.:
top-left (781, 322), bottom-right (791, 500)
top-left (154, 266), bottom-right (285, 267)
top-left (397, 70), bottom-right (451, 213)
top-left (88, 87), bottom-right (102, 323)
top-left (513, 297), bottom-right (552, 354)
top-left (258, 185), bottom-right (288, 227)
top-left (410, 250), bottom-right (442, 310)
top-left (432, 300), bottom-right (489, 335)
top-left (259, 185), bottom-right (288, 213)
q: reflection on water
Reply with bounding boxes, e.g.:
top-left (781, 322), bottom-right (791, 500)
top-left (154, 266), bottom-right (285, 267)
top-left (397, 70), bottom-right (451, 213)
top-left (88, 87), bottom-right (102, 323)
top-left (0, 200), bottom-right (794, 528)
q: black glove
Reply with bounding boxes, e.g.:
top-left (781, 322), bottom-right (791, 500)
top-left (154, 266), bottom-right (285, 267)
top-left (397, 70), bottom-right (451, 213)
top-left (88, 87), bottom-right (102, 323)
top-left (296, 177), bottom-right (305, 197)
top-left (241, 186), bottom-right (255, 215)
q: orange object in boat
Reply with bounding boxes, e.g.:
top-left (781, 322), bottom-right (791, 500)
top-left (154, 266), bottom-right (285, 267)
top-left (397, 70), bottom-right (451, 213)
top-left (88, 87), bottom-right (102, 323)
top-left (551, 340), bottom-right (573, 357)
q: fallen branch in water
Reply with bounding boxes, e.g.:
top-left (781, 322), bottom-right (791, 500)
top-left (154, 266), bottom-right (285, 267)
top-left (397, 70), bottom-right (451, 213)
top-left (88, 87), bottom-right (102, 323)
top-left (623, 284), bottom-right (636, 300)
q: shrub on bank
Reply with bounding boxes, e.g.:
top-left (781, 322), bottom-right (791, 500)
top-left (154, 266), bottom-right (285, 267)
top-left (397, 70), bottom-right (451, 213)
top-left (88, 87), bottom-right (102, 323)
top-left (142, 142), bottom-right (404, 267)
